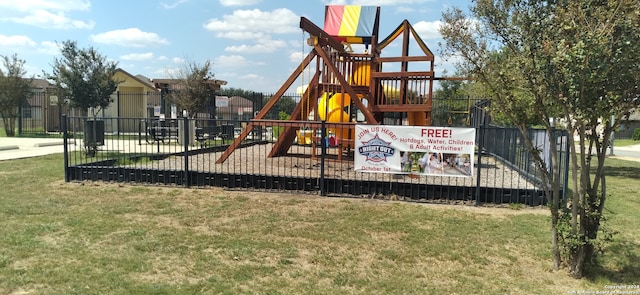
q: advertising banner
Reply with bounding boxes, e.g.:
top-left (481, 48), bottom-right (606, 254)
top-left (354, 125), bottom-right (476, 177)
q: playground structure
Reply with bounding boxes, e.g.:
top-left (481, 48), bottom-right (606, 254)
top-left (217, 5), bottom-right (466, 163)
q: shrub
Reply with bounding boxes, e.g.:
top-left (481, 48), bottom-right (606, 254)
top-left (632, 128), bottom-right (640, 141)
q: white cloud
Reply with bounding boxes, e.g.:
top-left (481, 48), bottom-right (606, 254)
top-left (90, 28), bottom-right (170, 48)
top-left (0, 35), bottom-right (37, 47)
top-left (220, 0), bottom-right (262, 6)
top-left (0, 0), bottom-right (91, 12)
top-left (38, 41), bottom-right (61, 55)
top-left (120, 52), bottom-right (155, 61)
top-left (8, 9), bottom-right (94, 29)
top-left (225, 39), bottom-right (287, 54)
top-left (288, 51), bottom-right (304, 63)
top-left (412, 20), bottom-right (443, 40)
top-left (395, 6), bottom-right (415, 13)
top-left (0, 0), bottom-right (92, 29)
top-left (223, 44), bottom-right (263, 53)
top-left (172, 57), bottom-right (185, 64)
top-left (203, 8), bottom-right (298, 40)
top-left (214, 55), bottom-right (249, 68)
top-left (288, 40), bottom-right (304, 48)
top-left (162, 67), bottom-right (180, 77)
top-left (217, 32), bottom-right (267, 40)
top-left (240, 73), bottom-right (261, 80)
top-left (161, 0), bottom-right (189, 9)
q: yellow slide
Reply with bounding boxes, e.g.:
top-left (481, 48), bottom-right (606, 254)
top-left (318, 92), bottom-right (353, 145)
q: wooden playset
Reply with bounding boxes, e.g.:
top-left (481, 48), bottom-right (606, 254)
top-left (217, 5), bottom-right (462, 163)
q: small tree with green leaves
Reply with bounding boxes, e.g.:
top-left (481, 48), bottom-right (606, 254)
top-left (441, 0), bottom-right (640, 278)
top-left (0, 54), bottom-right (33, 137)
top-left (218, 87), bottom-right (257, 99)
top-left (433, 76), bottom-right (471, 126)
top-left (45, 40), bottom-right (120, 155)
top-left (166, 59), bottom-right (216, 118)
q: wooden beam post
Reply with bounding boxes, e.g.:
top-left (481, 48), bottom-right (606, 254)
top-left (314, 43), bottom-right (379, 125)
top-left (216, 50), bottom-right (317, 163)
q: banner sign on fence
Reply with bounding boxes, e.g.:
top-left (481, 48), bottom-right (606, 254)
top-left (354, 125), bottom-right (476, 177)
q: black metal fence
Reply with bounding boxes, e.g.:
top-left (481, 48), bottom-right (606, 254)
top-left (0, 91), bottom-right (73, 136)
top-left (10, 92), bottom-right (489, 136)
top-left (61, 115), bottom-right (569, 206)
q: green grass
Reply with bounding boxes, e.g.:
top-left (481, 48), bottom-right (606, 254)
top-left (612, 138), bottom-right (639, 147)
top-left (0, 154), bottom-right (638, 294)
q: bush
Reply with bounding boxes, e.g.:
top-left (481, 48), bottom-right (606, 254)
top-left (632, 128), bottom-right (640, 141)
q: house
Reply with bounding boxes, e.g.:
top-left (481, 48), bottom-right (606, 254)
top-left (214, 96), bottom-right (255, 121)
top-left (618, 109), bottom-right (640, 139)
top-left (10, 68), bottom-right (228, 134)
top-left (102, 69), bottom-right (160, 133)
top-left (17, 79), bottom-right (73, 133)
top-left (13, 69), bottom-right (159, 134)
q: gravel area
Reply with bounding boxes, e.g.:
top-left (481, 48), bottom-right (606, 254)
top-left (138, 142), bottom-right (540, 190)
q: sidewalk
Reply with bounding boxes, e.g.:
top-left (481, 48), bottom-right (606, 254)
top-left (0, 137), bottom-right (67, 161)
top-left (0, 136), bottom-right (187, 161)
top-left (609, 143), bottom-right (640, 163)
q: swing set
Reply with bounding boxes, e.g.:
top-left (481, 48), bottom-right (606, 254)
top-left (217, 5), bottom-right (470, 163)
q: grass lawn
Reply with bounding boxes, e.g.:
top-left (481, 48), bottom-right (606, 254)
top-left (613, 138), bottom-right (640, 147)
top-left (0, 154), bottom-right (638, 294)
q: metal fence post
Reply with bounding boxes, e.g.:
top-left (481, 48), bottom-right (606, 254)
top-left (116, 91), bottom-right (120, 136)
top-left (562, 130), bottom-right (570, 206)
top-left (475, 124), bottom-right (484, 206)
top-left (183, 114), bottom-right (190, 187)
top-left (62, 114), bottom-right (69, 182)
top-left (17, 104), bottom-right (22, 136)
top-left (320, 120), bottom-right (326, 196)
top-left (138, 120), bottom-right (142, 145)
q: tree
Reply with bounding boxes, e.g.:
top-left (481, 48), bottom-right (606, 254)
top-left (440, 0), bottom-right (640, 278)
top-left (436, 70), bottom-right (468, 100)
top-left (272, 95), bottom-right (296, 118)
top-left (433, 74), bottom-right (471, 126)
top-left (218, 87), bottom-right (256, 98)
top-left (166, 59), bottom-right (216, 118)
top-left (46, 40), bottom-right (120, 156)
top-left (0, 54), bottom-right (33, 137)
top-left (46, 40), bottom-right (120, 117)
top-left (217, 88), bottom-right (297, 119)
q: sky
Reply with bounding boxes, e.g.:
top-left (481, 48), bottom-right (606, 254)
top-left (0, 0), bottom-right (470, 93)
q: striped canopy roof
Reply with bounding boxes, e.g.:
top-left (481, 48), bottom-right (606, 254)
top-left (323, 5), bottom-right (378, 45)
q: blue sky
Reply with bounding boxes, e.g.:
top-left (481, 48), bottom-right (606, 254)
top-left (0, 0), bottom-right (470, 93)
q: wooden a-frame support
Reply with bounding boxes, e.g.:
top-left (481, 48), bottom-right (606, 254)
top-left (216, 17), bottom-right (380, 164)
top-left (215, 8), bottom-right (467, 164)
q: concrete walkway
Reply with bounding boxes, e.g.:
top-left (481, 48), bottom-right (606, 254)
top-left (609, 144), bottom-right (640, 163)
top-left (0, 137), bottom-right (191, 161)
top-left (0, 137), bottom-right (68, 161)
